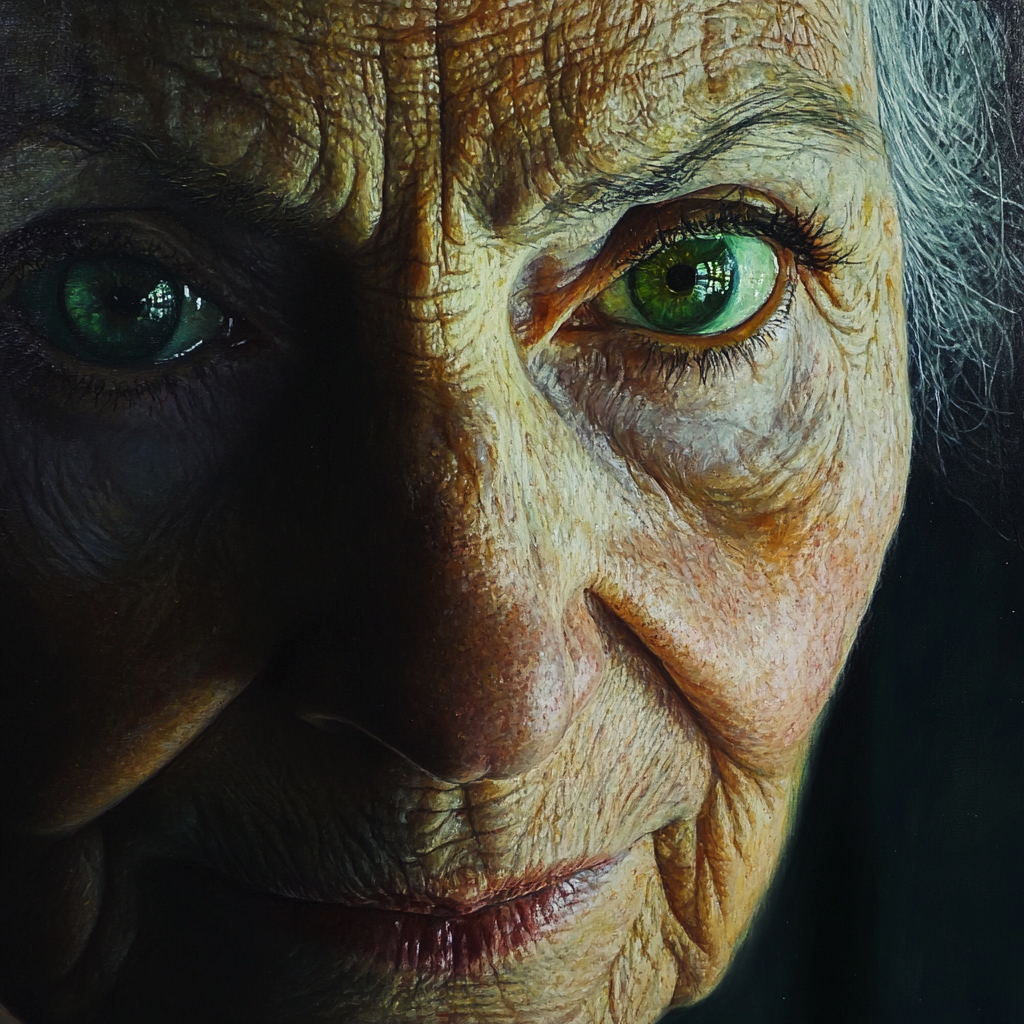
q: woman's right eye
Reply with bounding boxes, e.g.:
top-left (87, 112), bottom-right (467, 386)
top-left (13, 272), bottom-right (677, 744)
top-left (11, 253), bottom-right (227, 366)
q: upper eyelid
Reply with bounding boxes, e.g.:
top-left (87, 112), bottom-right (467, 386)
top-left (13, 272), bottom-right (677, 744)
top-left (1, 213), bottom-right (219, 289)
top-left (617, 200), bottom-right (850, 273)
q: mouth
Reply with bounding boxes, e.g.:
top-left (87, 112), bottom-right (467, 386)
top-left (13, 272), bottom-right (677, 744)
top-left (207, 856), bottom-right (620, 978)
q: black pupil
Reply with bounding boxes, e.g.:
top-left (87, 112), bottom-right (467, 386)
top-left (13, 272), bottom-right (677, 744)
top-left (665, 262), bottom-right (697, 295)
top-left (107, 286), bottom-right (146, 319)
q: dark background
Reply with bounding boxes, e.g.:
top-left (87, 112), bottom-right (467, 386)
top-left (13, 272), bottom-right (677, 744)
top-left (667, 467), bottom-right (1024, 1024)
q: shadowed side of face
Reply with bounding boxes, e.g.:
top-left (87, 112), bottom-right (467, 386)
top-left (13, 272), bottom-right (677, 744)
top-left (0, 1), bottom-right (910, 1022)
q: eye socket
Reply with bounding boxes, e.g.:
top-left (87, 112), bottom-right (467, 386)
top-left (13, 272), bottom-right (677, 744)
top-left (521, 191), bottom-right (845, 361)
top-left (12, 253), bottom-right (226, 366)
top-left (591, 232), bottom-right (780, 338)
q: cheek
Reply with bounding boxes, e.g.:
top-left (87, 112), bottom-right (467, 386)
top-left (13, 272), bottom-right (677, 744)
top-left (542, 282), bottom-right (851, 552)
top-left (1, 418), bottom-right (206, 577)
top-left (0, 349), bottom-right (317, 832)
top-left (602, 308), bottom-right (909, 766)
top-left (0, 346), bottom-right (277, 570)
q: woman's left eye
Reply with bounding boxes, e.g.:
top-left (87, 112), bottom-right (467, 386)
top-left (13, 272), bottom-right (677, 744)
top-left (13, 254), bottom-right (226, 366)
top-left (592, 233), bottom-right (779, 337)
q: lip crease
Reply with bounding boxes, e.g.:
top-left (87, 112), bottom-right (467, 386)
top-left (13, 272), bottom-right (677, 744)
top-left (267, 857), bottom-right (618, 977)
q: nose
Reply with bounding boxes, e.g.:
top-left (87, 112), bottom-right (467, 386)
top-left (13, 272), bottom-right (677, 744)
top-left (283, 243), bottom-right (606, 784)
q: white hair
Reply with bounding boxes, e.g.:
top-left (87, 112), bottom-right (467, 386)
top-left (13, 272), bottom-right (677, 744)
top-left (870, 0), bottom-right (1023, 525)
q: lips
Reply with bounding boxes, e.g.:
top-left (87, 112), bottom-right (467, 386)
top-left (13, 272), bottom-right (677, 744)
top-left (255, 857), bottom-right (618, 977)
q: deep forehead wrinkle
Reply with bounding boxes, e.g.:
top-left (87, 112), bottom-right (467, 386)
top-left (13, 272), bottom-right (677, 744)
top-left (436, 0), bottom-right (867, 220)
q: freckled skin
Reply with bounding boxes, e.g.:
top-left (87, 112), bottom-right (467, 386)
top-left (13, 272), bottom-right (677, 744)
top-left (0, 1), bottom-right (910, 1023)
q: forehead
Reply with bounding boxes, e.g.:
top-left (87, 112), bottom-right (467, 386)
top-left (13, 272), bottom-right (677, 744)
top-left (6, 0), bottom-right (872, 240)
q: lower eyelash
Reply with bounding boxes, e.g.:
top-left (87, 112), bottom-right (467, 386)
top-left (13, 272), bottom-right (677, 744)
top-left (639, 279), bottom-right (794, 388)
top-left (0, 301), bottom-right (242, 420)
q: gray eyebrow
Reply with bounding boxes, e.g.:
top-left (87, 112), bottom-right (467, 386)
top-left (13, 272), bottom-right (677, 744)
top-left (542, 80), bottom-right (884, 220)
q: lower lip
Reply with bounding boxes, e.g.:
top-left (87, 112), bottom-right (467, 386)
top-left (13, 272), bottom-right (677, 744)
top-left (271, 862), bottom-right (615, 977)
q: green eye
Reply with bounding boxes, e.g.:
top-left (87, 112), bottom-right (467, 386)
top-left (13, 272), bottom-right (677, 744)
top-left (595, 233), bottom-right (779, 336)
top-left (13, 255), bottom-right (225, 365)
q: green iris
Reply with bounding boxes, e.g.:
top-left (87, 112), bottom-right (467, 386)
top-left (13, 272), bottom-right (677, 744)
top-left (629, 236), bottom-right (736, 333)
top-left (596, 233), bottom-right (779, 336)
top-left (61, 257), bottom-right (182, 362)
top-left (14, 255), bottom-right (225, 365)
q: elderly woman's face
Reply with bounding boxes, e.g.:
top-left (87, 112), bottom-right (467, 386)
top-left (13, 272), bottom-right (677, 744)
top-left (0, 0), bottom-right (911, 1021)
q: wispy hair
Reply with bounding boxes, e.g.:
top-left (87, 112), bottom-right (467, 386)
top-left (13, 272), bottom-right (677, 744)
top-left (870, 0), bottom-right (1023, 536)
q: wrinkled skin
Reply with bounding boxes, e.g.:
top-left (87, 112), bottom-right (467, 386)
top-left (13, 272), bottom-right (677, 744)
top-left (0, 1), bottom-right (911, 1022)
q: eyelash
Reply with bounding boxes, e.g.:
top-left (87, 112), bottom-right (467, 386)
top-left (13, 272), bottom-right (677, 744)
top-left (637, 282), bottom-right (794, 386)
top-left (619, 202), bottom-right (848, 273)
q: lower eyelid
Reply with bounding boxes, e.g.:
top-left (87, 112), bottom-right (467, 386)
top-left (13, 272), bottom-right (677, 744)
top-left (565, 277), bottom-right (796, 393)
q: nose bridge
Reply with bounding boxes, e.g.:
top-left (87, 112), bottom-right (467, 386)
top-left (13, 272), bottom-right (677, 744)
top-left (347, 233), bottom-right (600, 783)
top-left (362, 29), bottom-right (559, 606)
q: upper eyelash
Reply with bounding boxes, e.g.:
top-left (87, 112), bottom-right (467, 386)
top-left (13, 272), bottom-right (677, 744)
top-left (1, 223), bottom-right (199, 306)
top-left (574, 194), bottom-right (814, 386)
top-left (625, 203), bottom-right (851, 273)
top-left (2, 212), bottom-right (299, 346)
top-left (570, 198), bottom-right (841, 386)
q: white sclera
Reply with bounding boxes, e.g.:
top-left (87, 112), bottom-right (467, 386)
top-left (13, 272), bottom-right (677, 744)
top-left (159, 284), bottom-right (226, 361)
top-left (695, 235), bottom-right (778, 335)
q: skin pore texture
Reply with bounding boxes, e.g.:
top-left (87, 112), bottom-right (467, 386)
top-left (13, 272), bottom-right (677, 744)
top-left (0, 1), bottom-right (911, 1022)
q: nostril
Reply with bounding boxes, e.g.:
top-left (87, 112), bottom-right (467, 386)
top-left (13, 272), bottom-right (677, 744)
top-left (271, 590), bottom-right (608, 785)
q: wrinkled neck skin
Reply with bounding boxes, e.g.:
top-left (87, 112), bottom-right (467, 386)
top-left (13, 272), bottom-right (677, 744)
top-left (0, 1), bottom-right (911, 1022)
